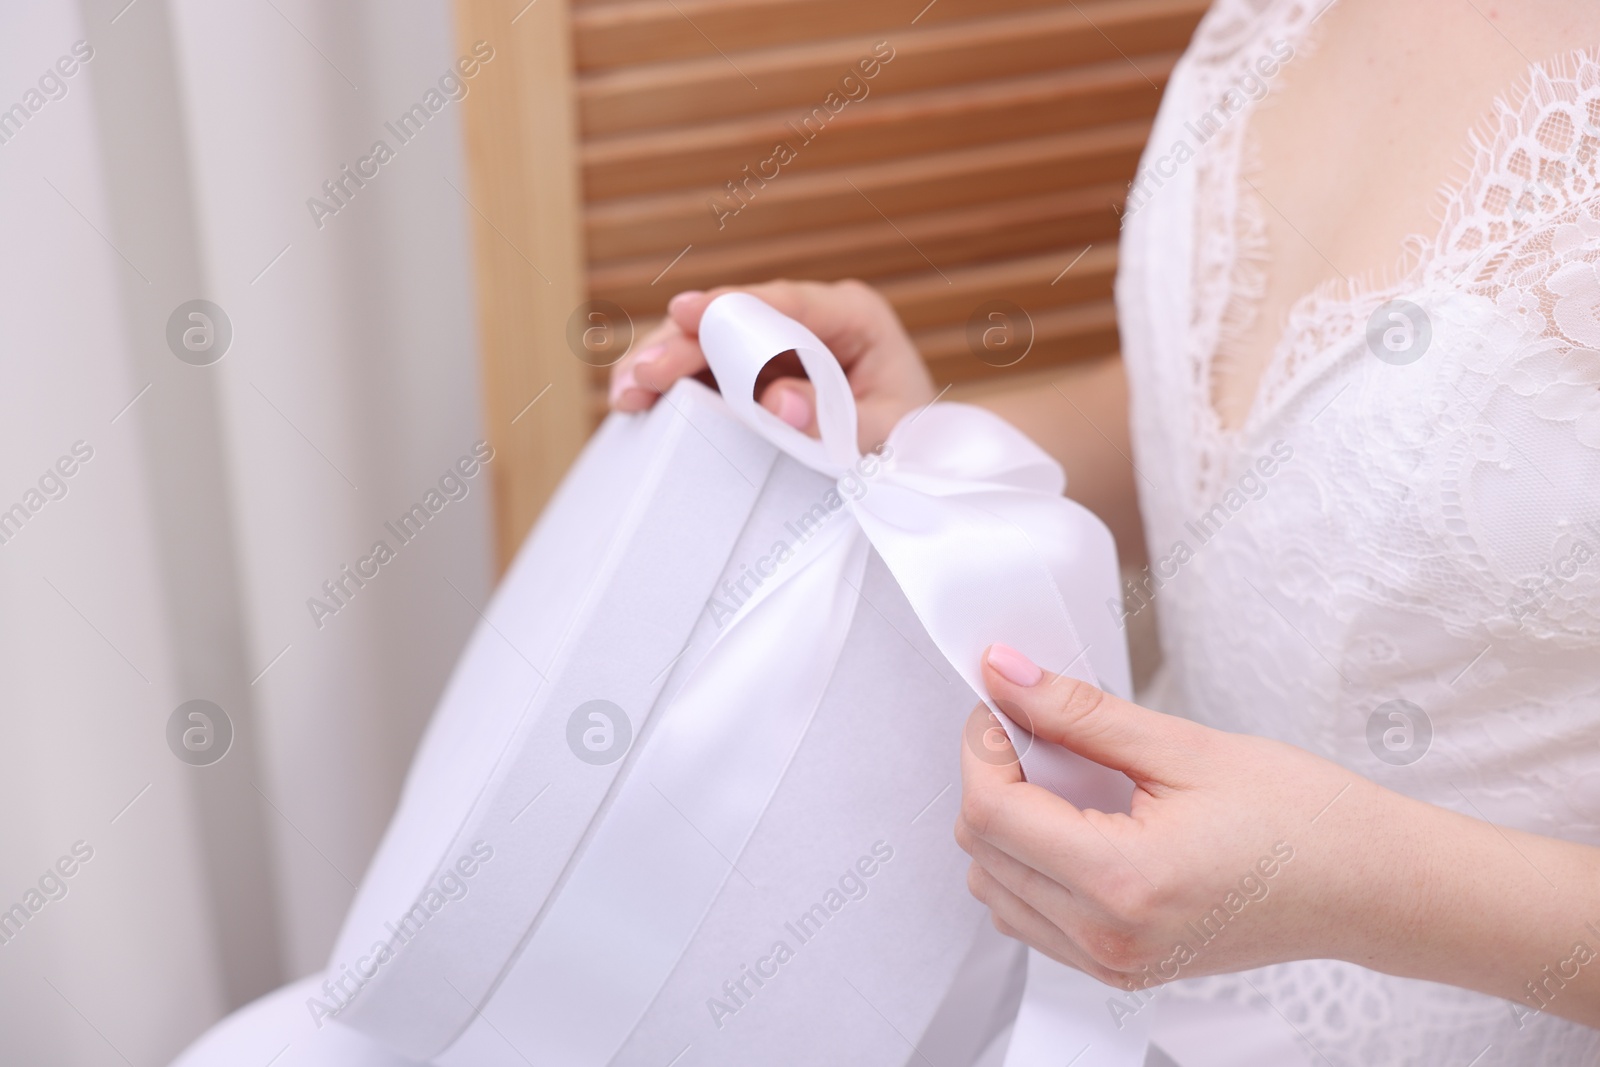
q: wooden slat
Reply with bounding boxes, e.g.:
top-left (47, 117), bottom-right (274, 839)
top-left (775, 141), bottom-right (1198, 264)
top-left (582, 246), bottom-right (1117, 383)
top-left (577, 0), bottom-right (1202, 135)
top-left (586, 123), bottom-right (1149, 261)
top-left (574, 0), bottom-right (1078, 70)
top-left (876, 246), bottom-right (1119, 330)
top-left (583, 56), bottom-right (1174, 198)
top-left (916, 300), bottom-right (1121, 382)
top-left (589, 183), bottom-right (1126, 312)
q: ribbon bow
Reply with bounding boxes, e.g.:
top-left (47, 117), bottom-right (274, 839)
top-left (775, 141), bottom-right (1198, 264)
top-left (698, 292), bottom-right (1134, 810)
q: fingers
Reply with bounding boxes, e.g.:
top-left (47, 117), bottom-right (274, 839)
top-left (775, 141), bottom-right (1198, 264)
top-left (960, 702), bottom-right (1027, 789)
top-left (982, 643), bottom-right (1209, 787)
top-left (665, 288), bottom-right (711, 334)
top-left (961, 814), bottom-right (1152, 979)
top-left (604, 318), bottom-right (816, 434)
top-left (960, 746), bottom-right (1110, 896)
top-left (957, 820), bottom-right (1079, 920)
top-left (613, 282), bottom-right (843, 414)
top-left (626, 279), bottom-right (934, 450)
top-left (959, 769), bottom-right (1164, 983)
top-left (965, 864), bottom-right (1103, 979)
top-left (667, 282), bottom-right (822, 338)
top-left (959, 704), bottom-right (1158, 912)
top-left (608, 333), bottom-right (816, 438)
top-left (665, 279), bottom-right (897, 369)
top-left (760, 377), bottom-right (815, 432)
top-left (958, 703), bottom-right (1108, 889)
top-left (609, 319), bottom-right (705, 412)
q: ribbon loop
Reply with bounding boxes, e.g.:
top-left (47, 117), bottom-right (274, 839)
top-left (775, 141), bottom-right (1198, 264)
top-left (698, 292), bottom-right (860, 472)
top-left (887, 403), bottom-right (1067, 496)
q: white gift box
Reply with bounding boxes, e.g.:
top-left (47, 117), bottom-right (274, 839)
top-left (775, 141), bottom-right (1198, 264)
top-left (309, 295), bottom-right (1147, 1067)
top-left (171, 975), bottom-right (420, 1067)
top-left (171, 296), bottom-right (1327, 1067)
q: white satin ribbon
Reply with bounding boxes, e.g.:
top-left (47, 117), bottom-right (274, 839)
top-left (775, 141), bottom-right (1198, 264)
top-left (1005, 952), bottom-right (1154, 1067)
top-left (444, 294), bottom-right (1147, 1065)
top-left (700, 293), bottom-right (1136, 805)
top-left (698, 295), bottom-right (1146, 1067)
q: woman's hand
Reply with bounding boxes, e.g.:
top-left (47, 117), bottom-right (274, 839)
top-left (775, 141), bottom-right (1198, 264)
top-left (957, 644), bottom-right (1600, 1026)
top-left (956, 643), bottom-right (1407, 993)
top-left (608, 279), bottom-right (936, 450)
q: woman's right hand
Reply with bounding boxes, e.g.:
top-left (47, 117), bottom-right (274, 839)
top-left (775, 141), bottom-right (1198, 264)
top-left (608, 279), bottom-right (936, 451)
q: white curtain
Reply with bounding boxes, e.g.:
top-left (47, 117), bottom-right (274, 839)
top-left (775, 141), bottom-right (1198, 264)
top-left (0, 1), bottom-right (493, 1061)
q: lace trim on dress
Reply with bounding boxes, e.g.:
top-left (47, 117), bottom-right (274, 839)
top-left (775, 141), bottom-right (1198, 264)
top-left (1208, 142), bottom-right (1271, 409)
top-left (1238, 49), bottom-right (1600, 453)
top-left (1179, 0), bottom-right (1323, 497)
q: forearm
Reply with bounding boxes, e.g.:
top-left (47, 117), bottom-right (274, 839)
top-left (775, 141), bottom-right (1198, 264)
top-left (971, 356), bottom-right (1147, 567)
top-left (1319, 778), bottom-right (1600, 1027)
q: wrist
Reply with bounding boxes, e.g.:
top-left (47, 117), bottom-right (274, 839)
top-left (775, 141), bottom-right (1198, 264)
top-left (1298, 779), bottom-right (1451, 968)
top-left (1306, 780), bottom-right (1600, 1022)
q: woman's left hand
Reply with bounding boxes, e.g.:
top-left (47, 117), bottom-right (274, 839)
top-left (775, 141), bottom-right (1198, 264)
top-left (956, 643), bottom-right (1407, 993)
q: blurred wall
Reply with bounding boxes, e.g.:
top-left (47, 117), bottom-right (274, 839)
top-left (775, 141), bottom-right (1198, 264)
top-left (0, 0), bottom-right (492, 1061)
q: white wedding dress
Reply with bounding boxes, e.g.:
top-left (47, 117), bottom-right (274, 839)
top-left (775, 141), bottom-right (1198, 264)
top-left (1118, 0), bottom-right (1600, 1063)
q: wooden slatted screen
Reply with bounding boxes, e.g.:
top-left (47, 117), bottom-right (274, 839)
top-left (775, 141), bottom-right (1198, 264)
top-left (458, 0), bottom-right (1206, 569)
top-left (574, 0), bottom-right (1206, 403)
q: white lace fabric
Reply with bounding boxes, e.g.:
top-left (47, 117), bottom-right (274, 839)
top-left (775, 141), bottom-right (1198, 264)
top-left (1116, 1), bottom-right (1600, 1063)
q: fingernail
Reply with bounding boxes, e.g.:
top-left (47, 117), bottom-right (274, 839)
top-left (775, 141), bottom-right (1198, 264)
top-left (986, 644), bottom-right (1042, 687)
top-left (609, 364), bottom-right (638, 405)
top-left (775, 388), bottom-right (810, 429)
top-left (631, 343), bottom-right (665, 369)
top-left (668, 291), bottom-right (704, 316)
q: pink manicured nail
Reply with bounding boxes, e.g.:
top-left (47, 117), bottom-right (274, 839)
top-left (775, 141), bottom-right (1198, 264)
top-left (667, 291), bottom-right (704, 316)
top-left (609, 363), bottom-right (638, 405)
top-left (986, 644), bottom-right (1042, 687)
top-left (775, 389), bottom-right (810, 429)
top-left (632, 343), bottom-right (665, 368)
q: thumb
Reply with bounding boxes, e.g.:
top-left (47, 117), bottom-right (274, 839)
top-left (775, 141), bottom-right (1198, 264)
top-left (982, 643), bottom-right (1203, 787)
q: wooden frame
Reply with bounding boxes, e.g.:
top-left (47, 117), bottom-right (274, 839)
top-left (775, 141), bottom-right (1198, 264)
top-left (457, 0), bottom-right (591, 572)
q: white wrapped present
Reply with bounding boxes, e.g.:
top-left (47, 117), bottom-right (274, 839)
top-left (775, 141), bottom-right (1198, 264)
top-left (310, 294), bottom-right (1150, 1067)
top-left (171, 974), bottom-right (420, 1067)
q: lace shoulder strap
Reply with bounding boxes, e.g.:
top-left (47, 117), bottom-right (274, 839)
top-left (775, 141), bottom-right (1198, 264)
top-left (1439, 50), bottom-right (1600, 288)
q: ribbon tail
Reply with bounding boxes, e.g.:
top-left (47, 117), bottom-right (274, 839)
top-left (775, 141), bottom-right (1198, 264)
top-left (852, 484), bottom-right (1135, 814)
top-left (482, 523), bottom-right (872, 1066)
top-left (649, 522), bottom-right (870, 846)
top-left (1003, 951), bottom-right (1151, 1067)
